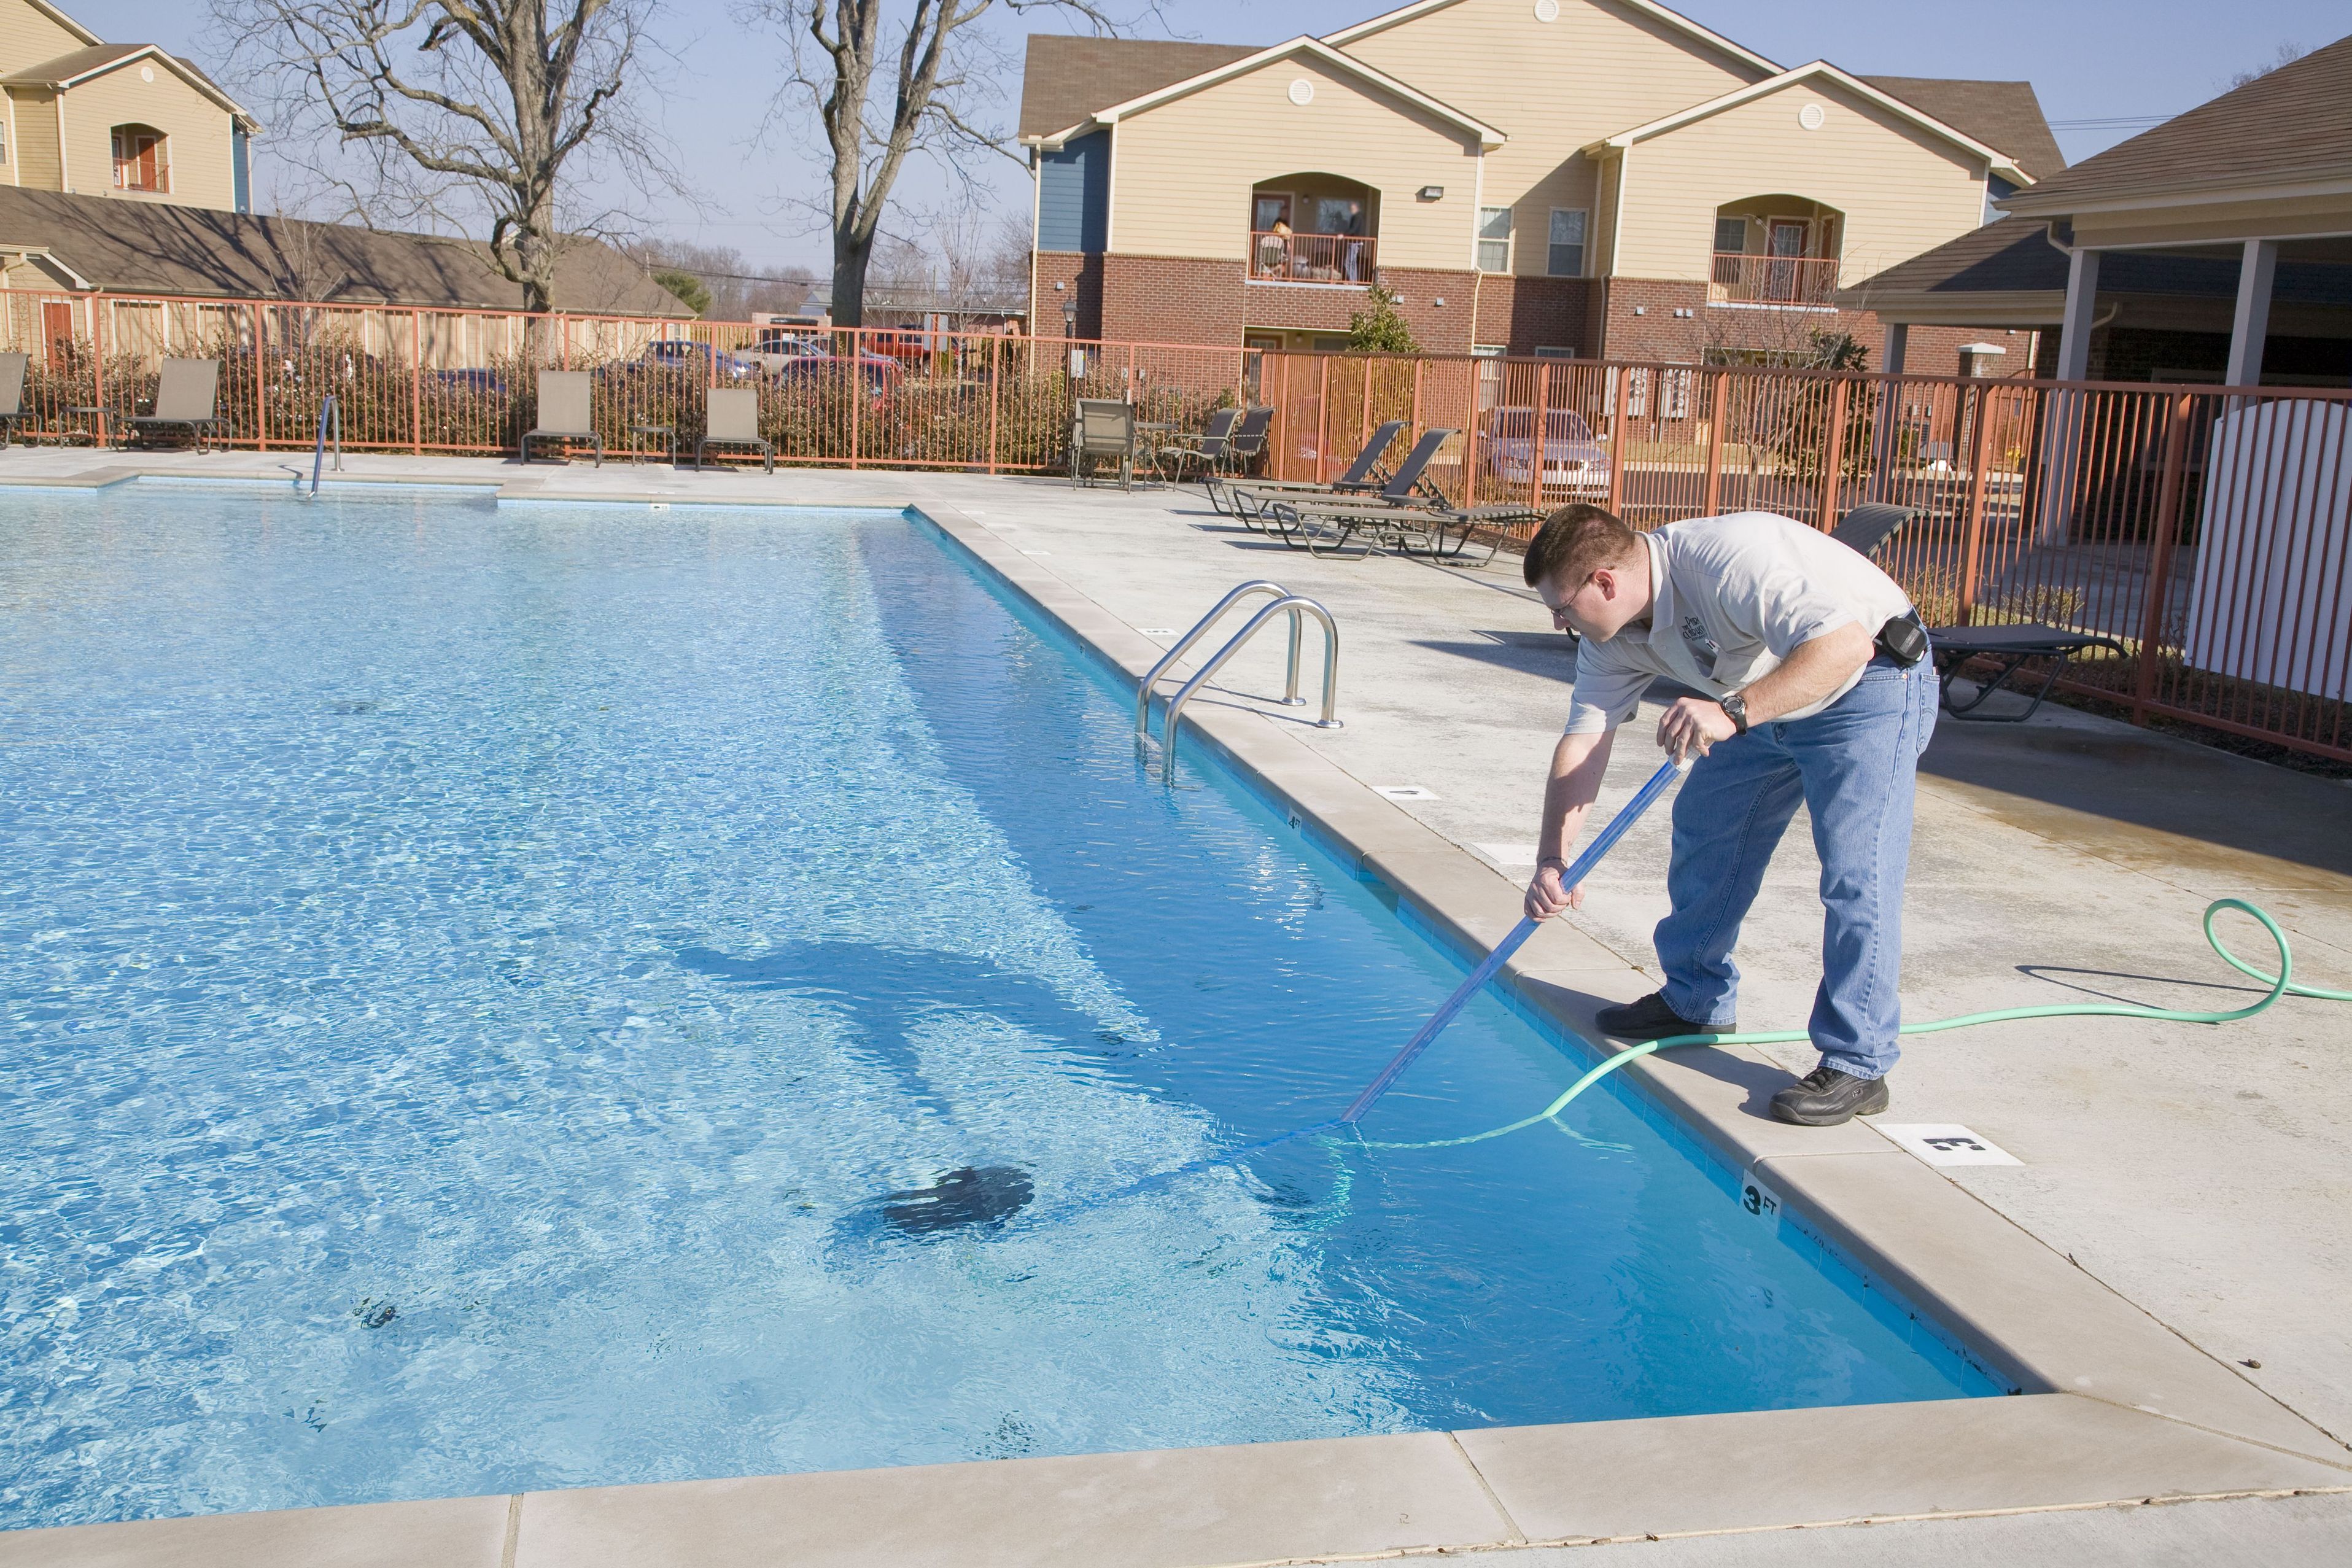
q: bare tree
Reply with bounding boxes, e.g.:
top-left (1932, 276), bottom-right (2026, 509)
top-left (733, 0), bottom-right (1151, 327)
top-left (2225, 41), bottom-right (2306, 91)
top-left (211, 0), bottom-right (673, 313)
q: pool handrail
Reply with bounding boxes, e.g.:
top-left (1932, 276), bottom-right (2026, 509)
top-left (1134, 580), bottom-right (1308, 739)
top-left (1160, 593), bottom-right (1340, 784)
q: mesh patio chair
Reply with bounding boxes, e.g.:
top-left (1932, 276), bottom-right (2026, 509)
top-left (1228, 426), bottom-right (1453, 533)
top-left (1211, 419), bottom-right (1407, 526)
top-left (1831, 502), bottom-right (1918, 561)
top-left (0, 352), bottom-right (26, 448)
top-left (1070, 398), bottom-right (1137, 490)
top-left (521, 370), bottom-right (602, 466)
top-left (695, 387), bottom-right (773, 473)
top-left (1198, 406), bottom-right (1279, 513)
top-left (1154, 407), bottom-right (1240, 484)
top-left (128, 358), bottom-right (222, 452)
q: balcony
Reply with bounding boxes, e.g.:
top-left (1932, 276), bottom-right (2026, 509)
top-left (1250, 231), bottom-right (1376, 285)
top-left (1709, 251), bottom-right (1840, 306)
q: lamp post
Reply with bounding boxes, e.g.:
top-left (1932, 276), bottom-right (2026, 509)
top-left (1062, 297), bottom-right (1082, 380)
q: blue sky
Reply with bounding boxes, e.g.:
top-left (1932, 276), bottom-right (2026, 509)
top-left (78, 0), bottom-right (2348, 274)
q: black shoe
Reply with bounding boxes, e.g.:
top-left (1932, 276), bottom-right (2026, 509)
top-left (1594, 991), bottom-right (1731, 1042)
top-left (1771, 1066), bottom-right (1890, 1126)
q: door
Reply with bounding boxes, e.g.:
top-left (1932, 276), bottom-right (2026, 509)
top-left (42, 301), bottom-right (73, 370)
top-left (1766, 221), bottom-right (1807, 302)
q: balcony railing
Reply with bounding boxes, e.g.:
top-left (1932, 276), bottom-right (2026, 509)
top-left (1709, 251), bottom-right (1841, 306)
top-left (1250, 231), bottom-right (1376, 285)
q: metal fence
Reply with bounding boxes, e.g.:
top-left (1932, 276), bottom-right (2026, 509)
top-left (3, 285), bottom-right (2346, 762)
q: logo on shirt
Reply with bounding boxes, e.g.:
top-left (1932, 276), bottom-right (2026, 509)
top-left (1679, 615), bottom-right (1721, 675)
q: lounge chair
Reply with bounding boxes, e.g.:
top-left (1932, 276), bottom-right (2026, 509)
top-left (1232, 427), bottom-right (1455, 538)
top-left (1930, 625), bottom-right (2127, 722)
top-left (128, 358), bottom-right (222, 452)
top-left (1209, 419), bottom-right (1406, 522)
top-left (1070, 398), bottom-right (1137, 490)
top-left (1154, 407), bottom-right (1240, 484)
top-left (1831, 502), bottom-right (1918, 561)
top-left (1262, 490), bottom-right (1537, 564)
top-left (521, 370), bottom-right (602, 465)
top-left (0, 352), bottom-right (26, 448)
top-left (1834, 503), bottom-right (2125, 721)
top-left (694, 386), bottom-right (772, 473)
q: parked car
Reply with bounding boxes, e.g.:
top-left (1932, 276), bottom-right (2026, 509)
top-left (861, 328), bottom-right (937, 365)
top-left (775, 351), bottom-right (901, 398)
top-left (641, 339), bottom-right (769, 380)
top-left (1481, 406), bottom-right (1610, 494)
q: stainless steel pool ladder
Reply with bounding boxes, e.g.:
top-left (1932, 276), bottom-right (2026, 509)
top-left (305, 395), bottom-right (343, 498)
top-left (1136, 581), bottom-right (1340, 785)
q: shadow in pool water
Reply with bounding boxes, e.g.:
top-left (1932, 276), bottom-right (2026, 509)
top-left (672, 939), bottom-right (1133, 1116)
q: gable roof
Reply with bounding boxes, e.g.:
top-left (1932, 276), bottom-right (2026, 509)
top-left (1324, 0), bottom-right (1777, 76)
top-left (14, 0), bottom-right (99, 49)
top-left (1861, 77), bottom-right (2064, 182)
top-left (4, 41), bottom-right (262, 131)
top-left (1024, 34), bottom-right (1505, 149)
top-left (2000, 33), bottom-right (2352, 214)
top-left (0, 185), bottom-right (692, 316)
top-left (1588, 60), bottom-right (2029, 184)
top-left (1018, 37), bottom-right (1256, 141)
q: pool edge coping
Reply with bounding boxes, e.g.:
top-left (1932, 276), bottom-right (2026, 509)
top-left (5, 483), bottom-right (2346, 1568)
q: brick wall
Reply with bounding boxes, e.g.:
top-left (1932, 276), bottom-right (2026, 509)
top-left (1101, 254), bottom-right (1247, 344)
top-left (1467, 274), bottom-right (1597, 355)
top-left (1597, 278), bottom-right (1707, 362)
top-left (1032, 251), bottom-right (1104, 340)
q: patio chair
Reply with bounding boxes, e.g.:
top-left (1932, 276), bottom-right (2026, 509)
top-left (1831, 502), bottom-right (1918, 562)
top-left (127, 358), bottom-right (222, 452)
top-left (1828, 502), bottom-right (2125, 723)
top-left (1262, 491), bottom-right (1537, 565)
top-left (1154, 407), bottom-right (1240, 484)
top-left (1929, 625), bottom-right (2127, 723)
top-left (1070, 398), bottom-right (1137, 490)
top-left (1211, 419), bottom-right (1407, 524)
top-left (1232, 426), bottom-right (1456, 539)
top-left (694, 386), bottom-right (773, 474)
top-left (521, 370), bottom-right (602, 466)
top-left (0, 352), bottom-right (25, 447)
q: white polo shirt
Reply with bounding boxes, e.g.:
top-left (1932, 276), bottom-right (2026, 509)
top-left (1564, 511), bottom-right (1914, 735)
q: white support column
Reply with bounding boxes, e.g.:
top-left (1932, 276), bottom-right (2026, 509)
top-left (2226, 239), bottom-right (2278, 388)
top-left (1879, 322), bottom-right (1909, 375)
top-left (2054, 246), bottom-right (2101, 382)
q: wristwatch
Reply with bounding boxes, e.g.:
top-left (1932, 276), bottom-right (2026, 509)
top-left (1719, 691), bottom-right (1749, 734)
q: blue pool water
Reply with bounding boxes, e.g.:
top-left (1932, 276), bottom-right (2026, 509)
top-left (0, 487), bottom-right (1992, 1529)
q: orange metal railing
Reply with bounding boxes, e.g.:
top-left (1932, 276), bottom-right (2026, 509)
top-left (1709, 251), bottom-right (1841, 306)
top-left (1248, 231), bottom-right (1376, 285)
top-left (3, 283), bottom-right (2345, 761)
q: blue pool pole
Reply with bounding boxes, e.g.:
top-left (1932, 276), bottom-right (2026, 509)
top-left (1339, 757), bottom-right (1690, 1126)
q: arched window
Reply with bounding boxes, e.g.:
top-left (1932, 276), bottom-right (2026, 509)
top-left (111, 125), bottom-right (169, 193)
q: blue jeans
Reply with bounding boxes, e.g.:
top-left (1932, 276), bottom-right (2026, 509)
top-left (1654, 655), bottom-right (1937, 1079)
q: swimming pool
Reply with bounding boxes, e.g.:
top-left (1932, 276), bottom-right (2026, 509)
top-left (0, 487), bottom-right (1993, 1531)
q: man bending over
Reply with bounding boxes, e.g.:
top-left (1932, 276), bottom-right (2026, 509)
top-left (1523, 503), bottom-right (1935, 1126)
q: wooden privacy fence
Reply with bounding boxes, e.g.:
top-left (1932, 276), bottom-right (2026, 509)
top-left (2, 286), bottom-right (2347, 762)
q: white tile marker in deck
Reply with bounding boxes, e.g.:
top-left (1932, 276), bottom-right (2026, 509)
top-left (1879, 1124), bottom-right (2023, 1166)
top-left (1375, 785), bottom-right (1440, 801)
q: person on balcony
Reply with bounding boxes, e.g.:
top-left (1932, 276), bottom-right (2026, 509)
top-left (1257, 221), bottom-right (1294, 279)
top-left (1518, 503), bottom-right (1933, 1126)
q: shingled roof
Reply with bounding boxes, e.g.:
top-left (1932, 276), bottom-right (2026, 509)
top-left (2003, 33), bottom-right (2352, 211)
top-left (1860, 77), bottom-right (2065, 182)
top-left (1018, 36), bottom-right (1257, 140)
top-left (0, 186), bottom-right (693, 316)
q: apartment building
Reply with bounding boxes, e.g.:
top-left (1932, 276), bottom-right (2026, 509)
top-left (1020, 0), bottom-right (2063, 373)
top-left (0, 0), bottom-right (258, 214)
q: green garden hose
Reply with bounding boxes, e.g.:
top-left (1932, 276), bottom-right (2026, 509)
top-left (1354, 898), bottom-right (2351, 1153)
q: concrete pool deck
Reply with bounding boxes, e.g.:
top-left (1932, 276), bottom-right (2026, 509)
top-left (2, 449), bottom-right (2348, 1564)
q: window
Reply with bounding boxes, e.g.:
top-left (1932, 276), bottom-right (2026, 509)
top-left (1252, 193), bottom-right (1292, 233)
top-left (1714, 215), bottom-right (1748, 254)
top-left (1473, 343), bottom-right (1505, 409)
top-left (1477, 207), bottom-right (1512, 272)
top-left (1534, 346), bottom-right (1577, 359)
top-left (1546, 209), bottom-right (1586, 277)
top-left (111, 125), bottom-right (168, 193)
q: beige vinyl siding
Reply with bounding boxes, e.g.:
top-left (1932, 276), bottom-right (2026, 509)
top-left (1338, 0), bottom-right (1764, 275)
top-left (0, 0), bottom-right (91, 75)
top-left (9, 85), bottom-right (56, 189)
top-left (1106, 58), bottom-right (1483, 269)
top-left (1613, 80), bottom-right (1985, 286)
top-left (59, 62), bottom-right (236, 209)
